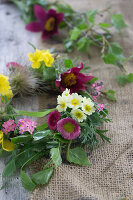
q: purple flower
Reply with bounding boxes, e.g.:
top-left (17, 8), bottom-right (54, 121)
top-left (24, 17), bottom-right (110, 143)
top-left (57, 117), bottom-right (80, 140)
top-left (56, 63), bottom-right (94, 93)
top-left (26, 5), bottom-right (64, 39)
top-left (48, 110), bottom-right (61, 130)
top-left (2, 120), bottom-right (16, 135)
top-left (17, 118), bottom-right (37, 134)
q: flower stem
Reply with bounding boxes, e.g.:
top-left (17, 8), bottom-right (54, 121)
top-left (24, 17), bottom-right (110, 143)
top-left (66, 140), bottom-right (72, 161)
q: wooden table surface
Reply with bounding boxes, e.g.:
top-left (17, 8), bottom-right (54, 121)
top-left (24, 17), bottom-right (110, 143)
top-left (0, 2), bottom-right (38, 200)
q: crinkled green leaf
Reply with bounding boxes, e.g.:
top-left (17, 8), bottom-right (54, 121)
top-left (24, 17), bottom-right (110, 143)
top-left (32, 167), bottom-right (53, 185)
top-left (11, 135), bottom-right (32, 144)
top-left (108, 42), bottom-right (125, 60)
top-left (21, 170), bottom-right (36, 191)
top-left (50, 147), bottom-right (62, 167)
top-left (33, 130), bottom-right (52, 141)
top-left (77, 36), bottom-right (91, 52)
top-left (68, 147), bottom-right (92, 166)
top-left (64, 40), bottom-right (74, 52)
top-left (111, 14), bottom-right (127, 30)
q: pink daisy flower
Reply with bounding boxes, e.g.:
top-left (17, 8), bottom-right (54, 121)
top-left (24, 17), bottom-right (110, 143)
top-left (48, 110), bottom-right (61, 130)
top-left (17, 118), bottom-right (37, 134)
top-left (57, 117), bottom-right (80, 140)
top-left (26, 5), bottom-right (64, 39)
top-left (56, 63), bottom-right (94, 94)
top-left (2, 120), bottom-right (16, 135)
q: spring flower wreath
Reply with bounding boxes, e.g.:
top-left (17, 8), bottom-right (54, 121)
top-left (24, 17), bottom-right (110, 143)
top-left (9, 0), bottom-right (133, 86)
top-left (0, 52), bottom-right (111, 191)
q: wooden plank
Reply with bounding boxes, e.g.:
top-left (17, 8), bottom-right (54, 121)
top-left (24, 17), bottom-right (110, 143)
top-left (0, 2), bottom-right (38, 200)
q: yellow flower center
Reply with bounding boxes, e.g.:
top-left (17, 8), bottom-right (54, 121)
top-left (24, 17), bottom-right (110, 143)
top-left (63, 73), bottom-right (77, 87)
top-left (71, 99), bottom-right (79, 106)
top-left (64, 122), bottom-right (75, 133)
top-left (75, 111), bottom-right (83, 119)
top-left (84, 105), bottom-right (91, 112)
top-left (45, 17), bottom-right (55, 31)
top-left (60, 102), bottom-right (66, 109)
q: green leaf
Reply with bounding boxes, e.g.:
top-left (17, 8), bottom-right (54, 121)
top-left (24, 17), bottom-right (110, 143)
top-left (32, 167), bottom-right (53, 185)
top-left (102, 53), bottom-right (117, 65)
top-left (70, 27), bottom-right (82, 41)
top-left (36, 122), bottom-right (48, 131)
top-left (108, 42), bottom-right (125, 60)
top-left (96, 130), bottom-right (110, 143)
top-left (104, 89), bottom-right (117, 101)
top-left (54, 133), bottom-right (69, 143)
top-left (2, 158), bottom-right (16, 178)
top-left (68, 147), bottom-right (92, 166)
top-left (88, 77), bottom-right (98, 84)
top-left (78, 23), bottom-right (88, 30)
top-left (87, 9), bottom-right (97, 23)
top-left (64, 59), bottom-right (74, 68)
top-left (98, 23), bottom-right (111, 28)
top-left (33, 130), bottom-right (52, 141)
top-left (116, 73), bottom-right (133, 86)
top-left (21, 170), bottom-right (36, 191)
top-left (14, 108), bottom-right (56, 117)
top-left (50, 147), bottom-right (62, 167)
top-left (11, 135), bottom-right (32, 144)
top-left (64, 40), bottom-right (74, 52)
top-left (111, 14), bottom-right (127, 30)
top-left (77, 36), bottom-right (91, 52)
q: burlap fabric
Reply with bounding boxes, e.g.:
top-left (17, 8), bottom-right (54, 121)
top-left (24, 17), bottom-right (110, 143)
top-left (30, 0), bottom-right (133, 199)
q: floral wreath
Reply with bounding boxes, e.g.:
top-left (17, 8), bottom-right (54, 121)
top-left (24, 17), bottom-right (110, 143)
top-left (9, 0), bottom-right (133, 87)
top-left (0, 49), bottom-right (111, 191)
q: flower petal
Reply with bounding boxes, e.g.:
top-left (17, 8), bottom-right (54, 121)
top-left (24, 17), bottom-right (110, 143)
top-left (48, 9), bottom-right (57, 15)
top-left (34, 4), bottom-right (47, 21)
top-left (56, 13), bottom-right (64, 23)
top-left (2, 139), bottom-right (16, 151)
top-left (26, 22), bottom-right (43, 32)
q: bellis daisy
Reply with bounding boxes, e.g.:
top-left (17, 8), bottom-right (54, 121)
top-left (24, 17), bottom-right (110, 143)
top-left (71, 109), bottom-right (86, 122)
top-left (57, 117), bottom-right (80, 140)
top-left (48, 110), bottom-right (61, 130)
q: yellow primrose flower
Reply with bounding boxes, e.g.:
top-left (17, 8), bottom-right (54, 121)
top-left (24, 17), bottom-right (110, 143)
top-left (0, 130), bottom-right (15, 152)
top-left (1, 89), bottom-right (13, 102)
top-left (71, 109), bottom-right (86, 122)
top-left (57, 95), bottom-right (68, 112)
top-left (82, 98), bottom-right (95, 115)
top-left (28, 49), bottom-right (44, 69)
top-left (0, 74), bottom-right (11, 96)
top-left (42, 50), bottom-right (54, 67)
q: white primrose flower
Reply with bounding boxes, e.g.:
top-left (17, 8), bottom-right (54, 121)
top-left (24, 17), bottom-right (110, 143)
top-left (62, 88), bottom-right (70, 97)
top-left (71, 109), bottom-right (86, 122)
top-left (68, 93), bottom-right (82, 110)
top-left (82, 98), bottom-right (95, 115)
top-left (57, 95), bottom-right (68, 112)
